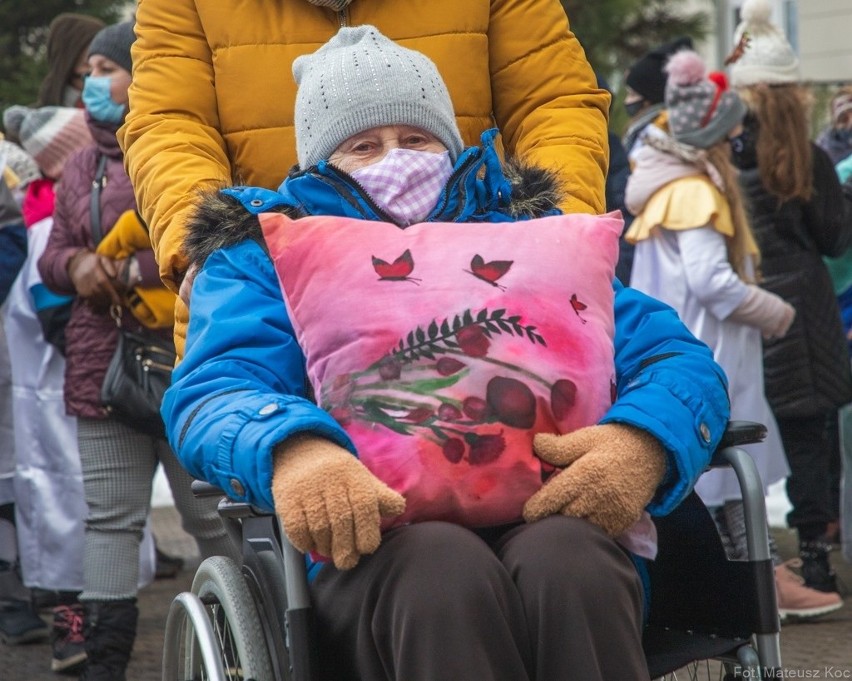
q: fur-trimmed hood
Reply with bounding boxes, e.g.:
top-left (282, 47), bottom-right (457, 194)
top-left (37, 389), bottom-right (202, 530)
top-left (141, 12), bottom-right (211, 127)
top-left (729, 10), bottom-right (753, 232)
top-left (185, 138), bottom-right (564, 270)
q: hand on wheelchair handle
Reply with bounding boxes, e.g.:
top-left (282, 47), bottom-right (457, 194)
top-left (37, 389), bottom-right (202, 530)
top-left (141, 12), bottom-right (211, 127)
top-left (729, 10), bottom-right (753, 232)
top-left (271, 435), bottom-right (406, 570)
top-left (522, 424), bottom-right (667, 538)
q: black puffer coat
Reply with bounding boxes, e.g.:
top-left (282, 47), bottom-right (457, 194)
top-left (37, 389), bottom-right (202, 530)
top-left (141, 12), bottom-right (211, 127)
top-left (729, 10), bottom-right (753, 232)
top-left (737, 143), bottom-right (852, 418)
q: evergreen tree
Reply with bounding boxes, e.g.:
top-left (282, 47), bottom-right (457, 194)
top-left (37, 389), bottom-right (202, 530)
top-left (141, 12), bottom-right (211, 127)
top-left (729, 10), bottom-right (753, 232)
top-left (563, 0), bottom-right (709, 80)
top-left (0, 1), bottom-right (127, 118)
top-left (562, 0), bottom-right (709, 133)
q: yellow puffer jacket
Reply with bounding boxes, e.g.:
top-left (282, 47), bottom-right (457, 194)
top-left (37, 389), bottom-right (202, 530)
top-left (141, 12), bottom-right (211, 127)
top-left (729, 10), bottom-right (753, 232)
top-left (119, 0), bottom-right (610, 356)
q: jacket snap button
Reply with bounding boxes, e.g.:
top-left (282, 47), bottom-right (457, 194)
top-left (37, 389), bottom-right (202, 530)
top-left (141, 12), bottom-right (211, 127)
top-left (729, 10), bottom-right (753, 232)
top-left (699, 423), bottom-right (711, 443)
top-left (259, 403), bottom-right (277, 416)
top-left (230, 479), bottom-right (245, 497)
top-left (250, 199), bottom-right (263, 207)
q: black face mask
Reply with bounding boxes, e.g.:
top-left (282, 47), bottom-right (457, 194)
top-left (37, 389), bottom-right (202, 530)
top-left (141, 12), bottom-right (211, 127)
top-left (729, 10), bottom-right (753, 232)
top-left (624, 100), bottom-right (646, 119)
top-left (729, 126), bottom-right (757, 170)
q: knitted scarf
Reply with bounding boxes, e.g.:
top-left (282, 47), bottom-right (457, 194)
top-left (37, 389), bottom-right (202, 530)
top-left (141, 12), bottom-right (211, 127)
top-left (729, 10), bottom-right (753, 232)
top-left (627, 125), bottom-right (760, 280)
top-left (641, 126), bottom-right (725, 191)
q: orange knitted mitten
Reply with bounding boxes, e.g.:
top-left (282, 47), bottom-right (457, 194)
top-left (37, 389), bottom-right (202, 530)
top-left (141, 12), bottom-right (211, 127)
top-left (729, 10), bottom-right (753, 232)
top-left (523, 424), bottom-right (667, 537)
top-left (271, 435), bottom-right (405, 569)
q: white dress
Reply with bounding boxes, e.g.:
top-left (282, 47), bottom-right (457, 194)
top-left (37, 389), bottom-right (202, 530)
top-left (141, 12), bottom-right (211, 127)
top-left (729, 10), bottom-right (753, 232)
top-left (3, 216), bottom-right (155, 590)
top-left (628, 193), bottom-right (788, 507)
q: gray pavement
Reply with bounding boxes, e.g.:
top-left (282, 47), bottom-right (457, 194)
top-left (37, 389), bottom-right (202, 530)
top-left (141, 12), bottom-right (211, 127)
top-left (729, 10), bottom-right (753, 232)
top-left (3, 507), bottom-right (851, 680)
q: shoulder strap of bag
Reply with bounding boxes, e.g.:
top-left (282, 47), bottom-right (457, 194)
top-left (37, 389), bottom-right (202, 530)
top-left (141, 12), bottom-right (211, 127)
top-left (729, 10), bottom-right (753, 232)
top-left (90, 154), bottom-right (108, 246)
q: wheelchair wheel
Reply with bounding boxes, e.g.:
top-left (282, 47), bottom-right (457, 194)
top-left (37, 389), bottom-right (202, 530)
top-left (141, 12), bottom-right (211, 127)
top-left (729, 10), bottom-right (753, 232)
top-left (190, 555), bottom-right (274, 681)
top-left (656, 659), bottom-right (742, 680)
top-left (252, 549), bottom-right (293, 680)
top-left (162, 591), bottom-right (227, 681)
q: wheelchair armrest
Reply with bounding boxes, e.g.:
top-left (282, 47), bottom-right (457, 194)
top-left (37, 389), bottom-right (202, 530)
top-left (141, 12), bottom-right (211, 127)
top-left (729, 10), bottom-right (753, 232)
top-left (190, 479), bottom-right (227, 498)
top-left (702, 420), bottom-right (776, 571)
top-left (709, 420), bottom-right (766, 467)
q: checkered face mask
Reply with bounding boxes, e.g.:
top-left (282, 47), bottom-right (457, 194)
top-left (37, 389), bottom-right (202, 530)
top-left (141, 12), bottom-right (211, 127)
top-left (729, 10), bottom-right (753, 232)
top-left (350, 148), bottom-right (453, 226)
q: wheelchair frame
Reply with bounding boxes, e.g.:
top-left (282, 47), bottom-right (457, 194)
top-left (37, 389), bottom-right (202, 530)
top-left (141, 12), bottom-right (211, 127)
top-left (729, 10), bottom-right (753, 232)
top-left (162, 421), bottom-right (782, 681)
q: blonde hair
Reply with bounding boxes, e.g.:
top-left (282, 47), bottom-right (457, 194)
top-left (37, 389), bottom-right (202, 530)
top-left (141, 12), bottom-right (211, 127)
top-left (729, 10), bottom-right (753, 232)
top-left (706, 142), bottom-right (761, 281)
top-left (739, 84), bottom-right (813, 203)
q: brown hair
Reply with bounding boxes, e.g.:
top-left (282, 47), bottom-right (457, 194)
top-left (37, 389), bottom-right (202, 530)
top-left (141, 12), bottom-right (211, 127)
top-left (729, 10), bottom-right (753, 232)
top-left (738, 84), bottom-right (813, 203)
top-left (706, 142), bottom-right (761, 281)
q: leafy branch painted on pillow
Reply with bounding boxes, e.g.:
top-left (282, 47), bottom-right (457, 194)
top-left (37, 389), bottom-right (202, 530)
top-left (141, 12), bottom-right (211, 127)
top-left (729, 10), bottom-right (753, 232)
top-left (319, 307), bottom-right (584, 467)
top-left (390, 307), bottom-right (545, 362)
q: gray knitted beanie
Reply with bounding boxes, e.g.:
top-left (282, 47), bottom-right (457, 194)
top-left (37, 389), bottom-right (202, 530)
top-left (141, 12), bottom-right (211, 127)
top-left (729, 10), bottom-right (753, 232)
top-left (664, 50), bottom-right (746, 149)
top-left (88, 20), bottom-right (136, 74)
top-left (2, 106), bottom-right (92, 179)
top-left (293, 25), bottom-right (464, 169)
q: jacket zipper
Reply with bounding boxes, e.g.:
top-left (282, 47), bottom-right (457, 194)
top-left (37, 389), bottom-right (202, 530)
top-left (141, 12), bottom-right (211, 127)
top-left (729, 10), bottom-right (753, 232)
top-left (431, 155), bottom-right (478, 221)
top-left (638, 351), bottom-right (682, 371)
top-left (338, 8), bottom-right (349, 27)
top-left (178, 388), bottom-right (248, 449)
top-left (322, 165), bottom-right (399, 223)
top-left (142, 358), bottom-right (174, 373)
top-left (635, 351), bottom-right (730, 409)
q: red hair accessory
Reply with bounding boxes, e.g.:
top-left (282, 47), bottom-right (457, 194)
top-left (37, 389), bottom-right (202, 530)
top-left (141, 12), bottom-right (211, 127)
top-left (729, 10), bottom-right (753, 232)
top-left (708, 71), bottom-right (729, 91)
top-left (701, 71), bottom-right (729, 127)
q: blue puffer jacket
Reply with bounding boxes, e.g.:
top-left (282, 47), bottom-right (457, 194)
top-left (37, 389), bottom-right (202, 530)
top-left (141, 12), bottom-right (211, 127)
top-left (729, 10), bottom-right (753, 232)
top-left (164, 131), bottom-right (730, 518)
top-left (0, 180), bottom-right (26, 305)
top-left (0, 220), bottom-right (26, 305)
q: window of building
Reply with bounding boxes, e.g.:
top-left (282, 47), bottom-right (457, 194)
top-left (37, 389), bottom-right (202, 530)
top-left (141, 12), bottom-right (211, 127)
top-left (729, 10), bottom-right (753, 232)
top-left (783, 0), bottom-right (799, 52)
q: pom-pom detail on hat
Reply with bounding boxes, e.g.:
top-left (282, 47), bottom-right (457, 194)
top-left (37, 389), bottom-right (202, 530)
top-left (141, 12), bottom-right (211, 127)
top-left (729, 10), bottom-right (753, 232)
top-left (665, 50), bottom-right (706, 87)
top-left (741, 0), bottom-right (773, 25)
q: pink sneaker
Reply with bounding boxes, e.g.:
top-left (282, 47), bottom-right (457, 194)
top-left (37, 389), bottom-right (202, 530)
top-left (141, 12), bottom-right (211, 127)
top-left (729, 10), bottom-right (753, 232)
top-left (775, 561), bottom-right (843, 621)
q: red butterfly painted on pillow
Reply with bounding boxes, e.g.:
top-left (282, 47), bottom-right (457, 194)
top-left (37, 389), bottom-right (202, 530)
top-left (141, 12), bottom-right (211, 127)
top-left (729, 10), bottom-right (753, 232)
top-left (466, 254), bottom-right (513, 291)
top-left (570, 293), bottom-right (588, 324)
top-left (372, 249), bottom-right (421, 284)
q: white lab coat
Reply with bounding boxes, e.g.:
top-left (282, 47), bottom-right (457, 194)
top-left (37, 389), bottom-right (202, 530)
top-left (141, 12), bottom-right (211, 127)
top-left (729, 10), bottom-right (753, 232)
top-left (3, 216), bottom-right (154, 590)
top-left (630, 224), bottom-right (788, 506)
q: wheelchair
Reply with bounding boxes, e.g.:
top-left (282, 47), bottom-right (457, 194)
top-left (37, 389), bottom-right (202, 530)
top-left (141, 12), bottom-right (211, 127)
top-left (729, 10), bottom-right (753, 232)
top-left (162, 421), bottom-right (782, 681)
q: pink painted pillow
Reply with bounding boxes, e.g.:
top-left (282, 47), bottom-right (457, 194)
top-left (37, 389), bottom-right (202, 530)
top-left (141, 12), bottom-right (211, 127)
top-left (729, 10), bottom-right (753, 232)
top-left (260, 213), bottom-right (623, 528)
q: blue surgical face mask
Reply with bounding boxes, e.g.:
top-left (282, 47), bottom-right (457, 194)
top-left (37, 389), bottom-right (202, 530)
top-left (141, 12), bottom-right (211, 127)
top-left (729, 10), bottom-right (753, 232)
top-left (82, 75), bottom-right (126, 123)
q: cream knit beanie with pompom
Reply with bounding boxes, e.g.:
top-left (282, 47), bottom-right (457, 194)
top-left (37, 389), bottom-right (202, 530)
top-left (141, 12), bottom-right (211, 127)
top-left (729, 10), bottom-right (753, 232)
top-left (729, 0), bottom-right (800, 87)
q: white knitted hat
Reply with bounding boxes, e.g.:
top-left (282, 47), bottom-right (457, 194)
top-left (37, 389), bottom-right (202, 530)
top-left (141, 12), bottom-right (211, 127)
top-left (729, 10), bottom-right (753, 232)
top-left (292, 25), bottom-right (464, 169)
top-left (730, 0), bottom-right (800, 87)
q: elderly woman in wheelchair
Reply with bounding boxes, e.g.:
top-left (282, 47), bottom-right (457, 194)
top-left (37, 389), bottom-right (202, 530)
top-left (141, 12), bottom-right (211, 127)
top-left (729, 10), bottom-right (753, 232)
top-left (163, 26), bottom-right (737, 681)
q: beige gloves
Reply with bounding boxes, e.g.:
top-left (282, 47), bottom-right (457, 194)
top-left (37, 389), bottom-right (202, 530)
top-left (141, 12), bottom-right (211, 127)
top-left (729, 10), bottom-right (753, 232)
top-left (523, 424), bottom-right (667, 537)
top-left (271, 435), bottom-right (405, 570)
top-left (728, 284), bottom-right (795, 340)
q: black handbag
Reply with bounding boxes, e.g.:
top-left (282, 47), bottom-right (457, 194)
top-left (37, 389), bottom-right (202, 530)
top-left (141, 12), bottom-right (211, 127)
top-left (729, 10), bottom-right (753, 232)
top-left (101, 306), bottom-right (176, 439)
top-left (90, 157), bottom-right (175, 438)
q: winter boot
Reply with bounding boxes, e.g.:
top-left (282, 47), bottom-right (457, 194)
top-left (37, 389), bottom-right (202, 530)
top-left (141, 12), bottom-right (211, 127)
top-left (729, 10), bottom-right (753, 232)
top-left (775, 561), bottom-right (843, 621)
top-left (799, 539), bottom-right (840, 593)
top-left (155, 546), bottom-right (183, 580)
top-left (78, 599), bottom-right (138, 681)
top-left (0, 599), bottom-right (48, 645)
top-left (0, 559), bottom-right (48, 645)
top-left (51, 603), bottom-right (86, 673)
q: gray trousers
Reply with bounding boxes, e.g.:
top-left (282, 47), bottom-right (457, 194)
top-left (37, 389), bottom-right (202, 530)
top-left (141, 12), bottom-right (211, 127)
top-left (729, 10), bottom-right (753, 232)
top-left (77, 417), bottom-right (237, 601)
top-left (311, 516), bottom-right (648, 681)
